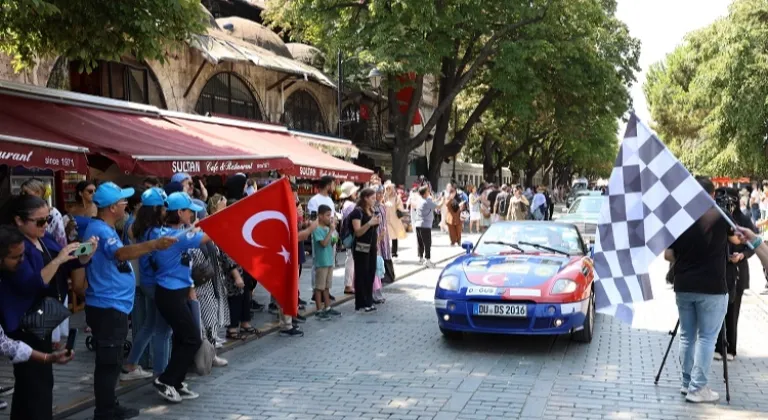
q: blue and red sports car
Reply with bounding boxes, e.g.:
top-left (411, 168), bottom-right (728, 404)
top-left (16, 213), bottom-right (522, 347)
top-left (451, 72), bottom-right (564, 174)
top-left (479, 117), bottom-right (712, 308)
top-left (434, 221), bottom-right (596, 342)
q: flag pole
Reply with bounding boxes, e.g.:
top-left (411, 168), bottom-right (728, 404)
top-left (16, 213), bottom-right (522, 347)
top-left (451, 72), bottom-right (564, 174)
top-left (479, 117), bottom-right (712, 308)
top-left (707, 196), bottom-right (755, 250)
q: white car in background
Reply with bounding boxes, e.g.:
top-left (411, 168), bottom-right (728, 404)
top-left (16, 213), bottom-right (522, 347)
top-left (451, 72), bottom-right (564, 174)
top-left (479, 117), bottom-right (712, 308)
top-left (555, 196), bottom-right (604, 244)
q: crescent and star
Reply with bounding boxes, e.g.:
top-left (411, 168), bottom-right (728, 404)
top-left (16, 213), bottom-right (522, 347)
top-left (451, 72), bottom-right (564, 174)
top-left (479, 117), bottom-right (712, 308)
top-left (241, 210), bottom-right (291, 263)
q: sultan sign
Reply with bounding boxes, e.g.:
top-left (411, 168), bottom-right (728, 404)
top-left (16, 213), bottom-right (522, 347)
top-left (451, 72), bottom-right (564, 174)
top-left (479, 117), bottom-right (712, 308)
top-left (171, 160), bottom-right (273, 174)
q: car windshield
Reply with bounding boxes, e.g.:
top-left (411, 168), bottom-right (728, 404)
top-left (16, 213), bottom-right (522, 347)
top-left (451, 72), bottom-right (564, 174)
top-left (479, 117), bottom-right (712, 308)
top-left (568, 197), bottom-right (604, 214)
top-left (475, 223), bottom-right (585, 256)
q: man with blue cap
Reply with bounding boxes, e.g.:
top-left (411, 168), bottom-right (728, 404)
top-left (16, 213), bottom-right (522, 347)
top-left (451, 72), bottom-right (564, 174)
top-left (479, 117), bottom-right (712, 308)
top-left (84, 182), bottom-right (177, 420)
top-left (171, 173), bottom-right (208, 220)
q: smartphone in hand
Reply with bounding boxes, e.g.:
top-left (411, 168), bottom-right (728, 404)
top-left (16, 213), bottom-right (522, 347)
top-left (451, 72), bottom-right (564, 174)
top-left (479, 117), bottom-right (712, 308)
top-left (72, 242), bottom-right (93, 257)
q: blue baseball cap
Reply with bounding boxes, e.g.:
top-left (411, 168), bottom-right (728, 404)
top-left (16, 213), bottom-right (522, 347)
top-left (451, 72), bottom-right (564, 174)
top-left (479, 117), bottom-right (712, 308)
top-left (166, 192), bottom-right (204, 212)
top-left (171, 173), bottom-right (192, 184)
top-left (93, 182), bottom-right (134, 208)
top-left (141, 187), bottom-right (167, 207)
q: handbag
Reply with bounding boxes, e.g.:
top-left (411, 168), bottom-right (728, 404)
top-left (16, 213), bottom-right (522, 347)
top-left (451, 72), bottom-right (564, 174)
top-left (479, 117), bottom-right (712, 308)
top-left (355, 242), bottom-right (372, 253)
top-left (20, 296), bottom-right (71, 341)
top-left (188, 299), bottom-right (214, 376)
top-left (190, 249), bottom-right (216, 287)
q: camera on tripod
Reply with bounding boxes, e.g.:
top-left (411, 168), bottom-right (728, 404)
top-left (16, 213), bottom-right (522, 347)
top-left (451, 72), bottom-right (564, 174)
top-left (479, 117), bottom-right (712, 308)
top-left (714, 187), bottom-right (739, 216)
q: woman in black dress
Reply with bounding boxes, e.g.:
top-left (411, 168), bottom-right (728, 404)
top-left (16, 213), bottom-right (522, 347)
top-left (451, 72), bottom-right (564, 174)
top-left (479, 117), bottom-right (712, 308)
top-left (350, 188), bottom-right (380, 312)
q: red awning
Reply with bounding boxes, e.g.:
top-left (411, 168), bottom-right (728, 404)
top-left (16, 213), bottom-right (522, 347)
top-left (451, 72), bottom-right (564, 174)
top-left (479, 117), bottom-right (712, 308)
top-left (0, 94), bottom-right (292, 177)
top-left (168, 118), bottom-right (373, 182)
top-left (0, 113), bottom-right (89, 172)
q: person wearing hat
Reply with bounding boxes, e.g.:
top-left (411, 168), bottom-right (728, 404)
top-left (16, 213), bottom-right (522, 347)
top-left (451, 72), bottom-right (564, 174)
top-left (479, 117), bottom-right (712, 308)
top-left (339, 182), bottom-right (360, 294)
top-left (171, 173), bottom-right (208, 220)
top-left (151, 192), bottom-right (211, 403)
top-left (84, 182), bottom-right (177, 420)
top-left (121, 187), bottom-right (173, 382)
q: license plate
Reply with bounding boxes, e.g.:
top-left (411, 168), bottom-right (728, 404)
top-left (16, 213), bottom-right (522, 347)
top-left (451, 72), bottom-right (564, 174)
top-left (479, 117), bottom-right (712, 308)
top-left (473, 303), bottom-right (527, 317)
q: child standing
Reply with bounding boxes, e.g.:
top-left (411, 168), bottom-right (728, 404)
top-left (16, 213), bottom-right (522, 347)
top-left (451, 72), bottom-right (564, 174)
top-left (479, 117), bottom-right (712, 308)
top-left (313, 205), bottom-right (341, 320)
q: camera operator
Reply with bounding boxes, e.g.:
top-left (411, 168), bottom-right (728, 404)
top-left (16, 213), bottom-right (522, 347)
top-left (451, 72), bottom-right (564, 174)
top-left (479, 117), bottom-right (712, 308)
top-left (663, 176), bottom-right (739, 403)
top-left (713, 188), bottom-right (756, 361)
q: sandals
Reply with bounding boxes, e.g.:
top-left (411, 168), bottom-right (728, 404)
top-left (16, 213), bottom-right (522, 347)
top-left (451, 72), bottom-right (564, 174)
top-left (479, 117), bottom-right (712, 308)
top-left (240, 326), bottom-right (262, 337)
top-left (226, 330), bottom-right (248, 340)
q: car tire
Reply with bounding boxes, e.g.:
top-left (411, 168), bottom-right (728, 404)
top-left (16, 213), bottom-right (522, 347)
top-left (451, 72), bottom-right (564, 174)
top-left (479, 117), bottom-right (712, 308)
top-left (572, 289), bottom-right (595, 343)
top-left (440, 327), bottom-right (463, 341)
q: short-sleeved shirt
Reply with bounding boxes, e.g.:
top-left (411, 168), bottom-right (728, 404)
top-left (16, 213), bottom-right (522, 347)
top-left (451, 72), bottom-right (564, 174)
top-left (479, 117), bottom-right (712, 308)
top-left (154, 227), bottom-right (205, 290)
top-left (307, 194), bottom-right (335, 215)
top-left (670, 208), bottom-right (729, 295)
top-left (85, 218), bottom-right (135, 314)
top-left (312, 226), bottom-right (335, 268)
top-left (350, 208), bottom-right (377, 248)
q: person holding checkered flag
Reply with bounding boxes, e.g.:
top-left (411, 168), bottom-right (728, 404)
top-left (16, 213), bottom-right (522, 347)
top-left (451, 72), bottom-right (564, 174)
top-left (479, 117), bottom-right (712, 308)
top-left (593, 114), bottom-right (739, 403)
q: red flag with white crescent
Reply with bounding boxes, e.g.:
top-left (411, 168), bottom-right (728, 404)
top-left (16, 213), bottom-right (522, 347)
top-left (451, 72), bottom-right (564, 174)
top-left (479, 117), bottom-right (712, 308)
top-left (197, 178), bottom-right (299, 316)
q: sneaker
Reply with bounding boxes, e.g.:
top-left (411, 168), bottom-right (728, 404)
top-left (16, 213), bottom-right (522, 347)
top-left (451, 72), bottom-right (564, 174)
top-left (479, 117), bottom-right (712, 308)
top-left (326, 308), bottom-right (342, 317)
top-left (713, 353), bottom-right (723, 361)
top-left (279, 327), bottom-right (304, 337)
top-left (120, 366), bottom-right (153, 381)
top-left (418, 258), bottom-right (425, 265)
top-left (214, 341), bottom-right (223, 349)
top-left (294, 313), bottom-right (307, 323)
top-left (726, 354), bottom-right (735, 361)
top-left (0, 386), bottom-right (13, 396)
top-left (0, 400), bottom-right (6, 410)
top-left (680, 387), bottom-right (688, 395)
top-left (176, 382), bottom-right (199, 400)
top-left (212, 356), bottom-right (228, 367)
top-left (250, 301), bottom-right (265, 312)
top-left (153, 378), bottom-right (182, 403)
top-left (364, 306), bottom-right (377, 313)
top-left (316, 311), bottom-right (331, 321)
top-left (268, 303), bottom-right (279, 314)
top-left (685, 387), bottom-right (719, 403)
top-left (298, 298), bottom-right (308, 309)
top-left (425, 260), bottom-right (436, 269)
top-left (114, 403), bottom-right (140, 419)
top-left (330, 294), bottom-right (336, 301)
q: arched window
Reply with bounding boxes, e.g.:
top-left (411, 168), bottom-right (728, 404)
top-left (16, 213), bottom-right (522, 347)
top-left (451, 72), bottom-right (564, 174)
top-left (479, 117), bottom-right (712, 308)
top-left (282, 90), bottom-right (327, 134)
top-left (195, 72), bottom-right (263, 120)
top-left (64, 58), bottom-right (167, 109)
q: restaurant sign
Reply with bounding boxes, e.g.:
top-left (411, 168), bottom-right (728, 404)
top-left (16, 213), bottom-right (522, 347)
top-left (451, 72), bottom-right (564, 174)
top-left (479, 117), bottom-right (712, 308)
top-left (0, 142), bottom-right (85, 172)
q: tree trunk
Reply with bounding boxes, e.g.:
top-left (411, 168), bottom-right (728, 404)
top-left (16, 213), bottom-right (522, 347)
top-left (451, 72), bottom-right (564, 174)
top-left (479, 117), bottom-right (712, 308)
top-left (390, 144), bottom-right (410, 186)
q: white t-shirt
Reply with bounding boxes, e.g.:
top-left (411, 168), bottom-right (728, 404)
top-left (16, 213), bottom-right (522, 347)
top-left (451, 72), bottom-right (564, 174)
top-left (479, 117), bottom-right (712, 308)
top-left (307, 193), bottom-right (337, 217)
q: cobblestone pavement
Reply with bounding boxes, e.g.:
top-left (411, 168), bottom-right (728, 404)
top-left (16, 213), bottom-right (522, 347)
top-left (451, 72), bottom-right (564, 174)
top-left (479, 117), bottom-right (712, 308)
top-left (0, 230), bottom-right (477, 419)
top-left (60, 235), bottom-right (768, 420)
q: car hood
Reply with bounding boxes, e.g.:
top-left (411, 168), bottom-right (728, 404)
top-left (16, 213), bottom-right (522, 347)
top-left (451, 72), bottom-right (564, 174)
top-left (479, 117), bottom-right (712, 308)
top-left (461, 254), bottom-right (575, 288)
top-left (556, 213), bottom-right (598, 223)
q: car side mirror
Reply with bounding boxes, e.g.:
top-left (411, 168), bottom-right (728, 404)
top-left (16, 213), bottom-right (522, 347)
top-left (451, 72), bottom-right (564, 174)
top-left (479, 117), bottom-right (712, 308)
top-left (461, 241), bottom-right (474, 255)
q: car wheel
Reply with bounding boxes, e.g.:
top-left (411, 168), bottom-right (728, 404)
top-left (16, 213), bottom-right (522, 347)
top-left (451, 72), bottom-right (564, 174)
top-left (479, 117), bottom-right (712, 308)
top-left (440, 327), bottom-right (463, 341)
top-left (572, 289), bottom-right (595, 343)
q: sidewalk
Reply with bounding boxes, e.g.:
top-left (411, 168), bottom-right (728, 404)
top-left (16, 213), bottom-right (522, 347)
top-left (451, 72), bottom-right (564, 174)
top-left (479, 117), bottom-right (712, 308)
top-left (0, 229), bottom-right (477, 420)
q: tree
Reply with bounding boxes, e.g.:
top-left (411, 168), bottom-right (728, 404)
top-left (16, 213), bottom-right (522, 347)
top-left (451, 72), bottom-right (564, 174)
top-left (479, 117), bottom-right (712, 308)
top-left (0, 0), bottom-right (205, 72)
top-left (645, 0), bottom-right (768, 177)
top-left (266, 0), bottom-right (638, 186)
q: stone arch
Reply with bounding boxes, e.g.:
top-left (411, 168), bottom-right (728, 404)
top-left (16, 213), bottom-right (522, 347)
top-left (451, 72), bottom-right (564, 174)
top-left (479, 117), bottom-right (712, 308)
top-left (194, 71), bottom-right (265, 121)
top-left (281, 88), bottom-right (328, 134)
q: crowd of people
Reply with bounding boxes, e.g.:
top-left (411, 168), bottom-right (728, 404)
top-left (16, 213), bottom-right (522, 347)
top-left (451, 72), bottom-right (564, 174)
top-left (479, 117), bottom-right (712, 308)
top-left (0, 168), bottom-right (573, 419)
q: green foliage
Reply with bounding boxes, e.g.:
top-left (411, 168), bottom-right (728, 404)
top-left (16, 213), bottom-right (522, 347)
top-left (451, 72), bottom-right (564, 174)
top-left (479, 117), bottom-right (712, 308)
top-left (645, 0), bottom-right (768, 177)
top-left (0, 0), bottom-right (206, 72)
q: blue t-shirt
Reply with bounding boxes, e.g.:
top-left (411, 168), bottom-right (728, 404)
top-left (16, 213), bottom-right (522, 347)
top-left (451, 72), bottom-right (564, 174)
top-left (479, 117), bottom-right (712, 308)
top-left (137, 227), bottom-right (162, 287)
top-left (74, 215), bottom-right (91, 240)
top-left (312, 226), bottom-right (335, 268)
top-left (154, 227), bottom-right (204, 290)
top-left (84, 218), bottom-right (135, 314)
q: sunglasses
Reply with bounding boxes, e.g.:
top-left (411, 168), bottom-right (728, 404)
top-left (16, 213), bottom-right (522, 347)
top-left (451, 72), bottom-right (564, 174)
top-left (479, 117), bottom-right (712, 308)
top-left (84, 189), bottom-right (96, 194)
top-left (28, 215), bottom-right (53, 227)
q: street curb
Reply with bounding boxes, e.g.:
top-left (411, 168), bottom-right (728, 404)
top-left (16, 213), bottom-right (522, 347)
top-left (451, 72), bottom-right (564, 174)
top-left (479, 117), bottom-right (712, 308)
top-left (52, 249), bottom-right (464, 419)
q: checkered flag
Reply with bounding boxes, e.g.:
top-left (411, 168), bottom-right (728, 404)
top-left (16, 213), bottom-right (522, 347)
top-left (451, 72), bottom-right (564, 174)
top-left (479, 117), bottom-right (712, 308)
top-left (593, 113), bottom-right (713, 323)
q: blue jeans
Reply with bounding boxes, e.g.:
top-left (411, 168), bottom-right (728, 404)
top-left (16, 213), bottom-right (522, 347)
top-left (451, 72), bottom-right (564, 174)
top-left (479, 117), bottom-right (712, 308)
top-left (676, 292), bottom-right (728, 391)
top-left (126, 284), bottom-right (172, 375)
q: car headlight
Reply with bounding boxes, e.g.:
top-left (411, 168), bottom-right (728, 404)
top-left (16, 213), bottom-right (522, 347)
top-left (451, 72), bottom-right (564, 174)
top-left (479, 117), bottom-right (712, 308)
top-left (438, 274), bottom-right (460, 291)
top-left (551, 279), bottom-right (577, 294)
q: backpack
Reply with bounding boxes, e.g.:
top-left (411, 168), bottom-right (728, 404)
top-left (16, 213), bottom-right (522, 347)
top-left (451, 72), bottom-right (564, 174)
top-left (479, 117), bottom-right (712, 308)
top-left (497, 193), bottom-right (510, 216)
top-left (340, 209), bottom-right (356, 249)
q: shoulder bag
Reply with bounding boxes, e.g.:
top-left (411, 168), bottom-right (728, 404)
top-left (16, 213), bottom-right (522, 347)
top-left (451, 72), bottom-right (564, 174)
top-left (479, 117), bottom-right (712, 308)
top-left (20, 296), bottom-right (71, 341)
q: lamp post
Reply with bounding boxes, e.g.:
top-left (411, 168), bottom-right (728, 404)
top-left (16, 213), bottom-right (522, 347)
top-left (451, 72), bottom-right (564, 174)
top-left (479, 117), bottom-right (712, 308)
top-left (336, 49), bottom-right (381, 139)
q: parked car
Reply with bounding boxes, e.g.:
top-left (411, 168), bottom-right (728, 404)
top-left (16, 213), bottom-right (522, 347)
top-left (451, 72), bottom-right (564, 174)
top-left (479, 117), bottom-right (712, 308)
top-left (556, 196), bottom-right (604, 244)
top-left (434, 221), bottom-right (596, 343)
top-left (565, 189), bottom-right (601, 209)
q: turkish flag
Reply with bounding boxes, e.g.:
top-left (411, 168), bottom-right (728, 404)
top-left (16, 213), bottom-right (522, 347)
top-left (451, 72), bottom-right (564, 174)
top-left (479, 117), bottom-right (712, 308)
top-left (197, 178), bottom-right (299, 316)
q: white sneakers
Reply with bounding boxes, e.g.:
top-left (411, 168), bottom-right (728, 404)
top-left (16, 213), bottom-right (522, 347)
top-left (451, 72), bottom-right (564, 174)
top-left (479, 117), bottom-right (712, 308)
top-left (685, 387), bottom-right (720, 403)
top-left (154, 379), bottom-right (199, 403)
top-left (713, 353), bottom-right (735, 361)
top-left (120, 366), bottom-right (153, 381)
top-left (213, 356), bottom-right (228, 367)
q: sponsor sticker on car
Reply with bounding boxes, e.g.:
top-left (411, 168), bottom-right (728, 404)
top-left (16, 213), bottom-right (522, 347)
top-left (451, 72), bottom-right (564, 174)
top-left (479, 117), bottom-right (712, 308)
top-left (466, 286), bottom-right (499, 296)
top-left (488, 263), bottom-right (530, 274)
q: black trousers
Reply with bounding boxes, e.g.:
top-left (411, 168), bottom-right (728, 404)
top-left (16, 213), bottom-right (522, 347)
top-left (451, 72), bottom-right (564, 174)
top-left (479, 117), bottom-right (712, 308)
top-left (155, 286), bottom-right (202, 388)
top-left (392, 239), bottom-right (399, 256)
top-left (416, 227), bottom-right (432, 260)
top-left (228, 290), bottom-right (252, 327)
top-left (7, 330), bottom-right (52, 420)
top-left (353, 250), bottom-right (377, 310)
top-left (716, 289), bottom-right (744, 356)
top-left (85, 305), bottom-right (129, 420)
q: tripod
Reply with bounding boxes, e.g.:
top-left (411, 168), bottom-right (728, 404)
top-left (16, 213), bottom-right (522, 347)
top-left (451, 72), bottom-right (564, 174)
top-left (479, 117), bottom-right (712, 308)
top-left (654, 319), bottom-right (730, 403)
